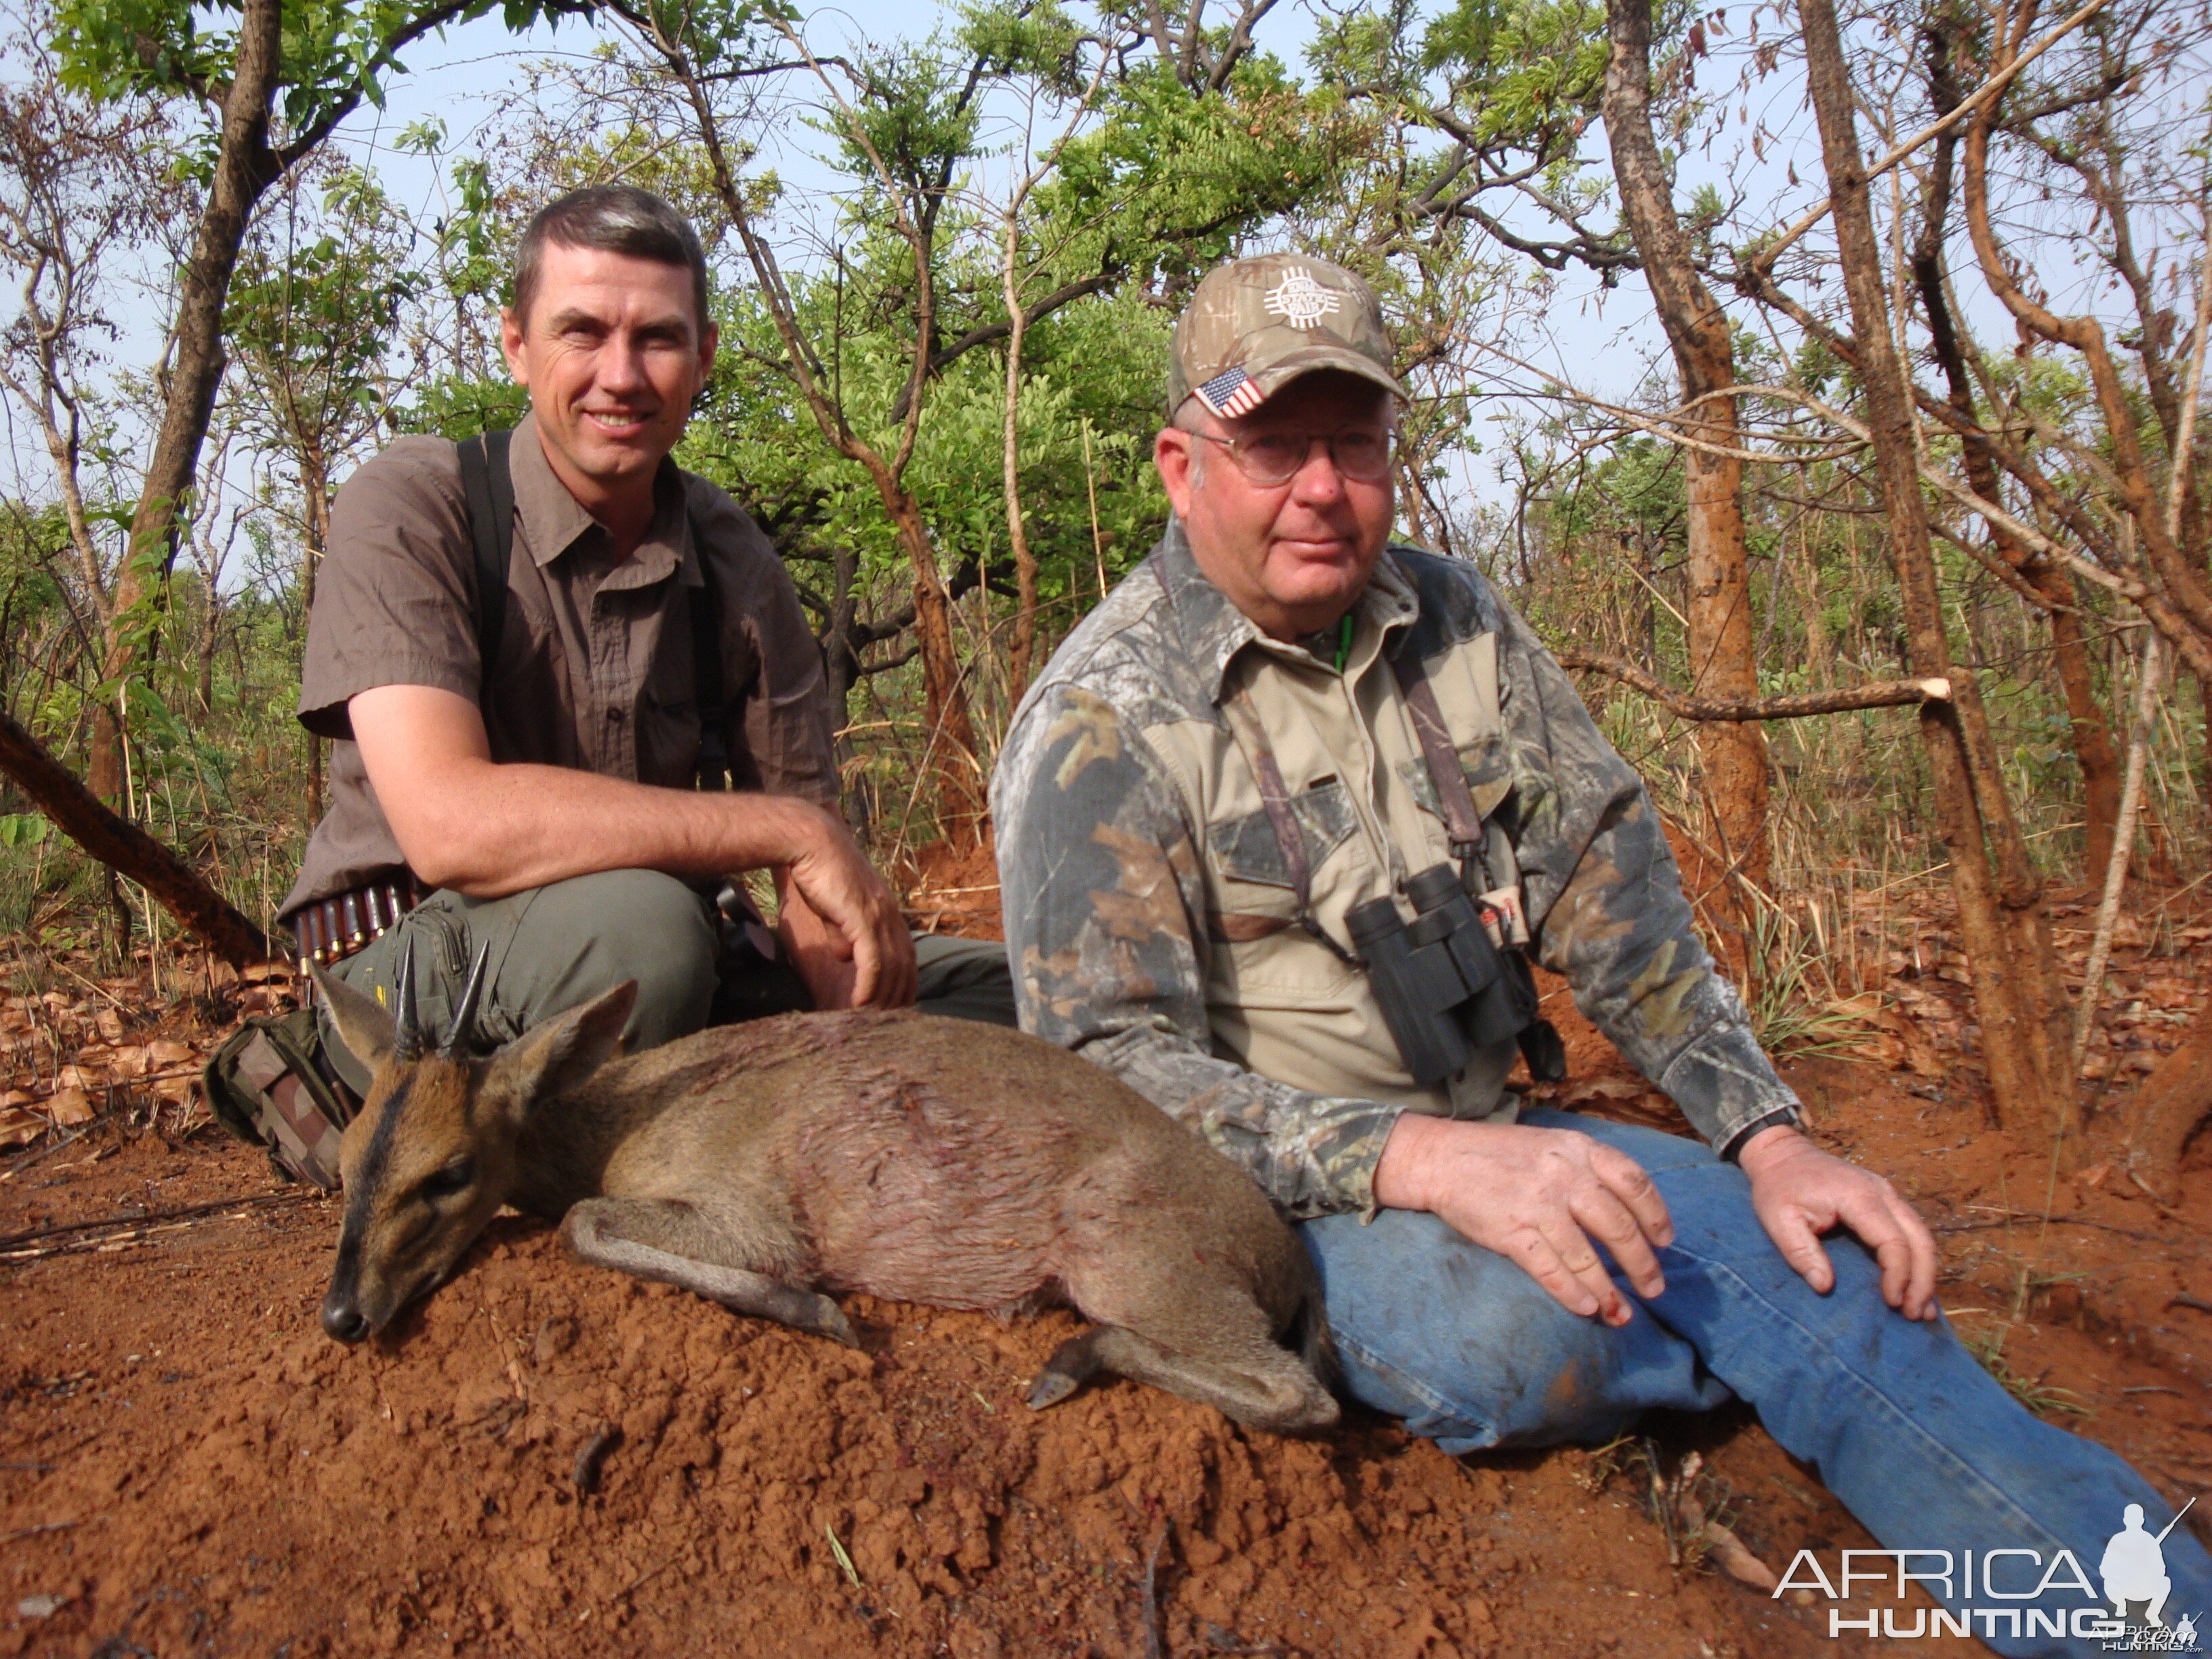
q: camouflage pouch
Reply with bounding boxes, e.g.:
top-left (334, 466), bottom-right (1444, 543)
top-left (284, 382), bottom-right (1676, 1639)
top-left (202, 1008), bottom-right (357, 1190)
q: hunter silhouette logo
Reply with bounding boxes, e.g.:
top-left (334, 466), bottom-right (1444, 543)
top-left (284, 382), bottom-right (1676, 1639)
top-left (2099, 1497), bottom-right (2200, 1649)
top-left (1263, 266), bottom-right (1341, 329)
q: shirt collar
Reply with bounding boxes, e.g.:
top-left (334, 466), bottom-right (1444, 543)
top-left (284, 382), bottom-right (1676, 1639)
top-left (1151, 519), bottom-right (1421, 705)
top-left (509, 409), bottom-right (695, 591)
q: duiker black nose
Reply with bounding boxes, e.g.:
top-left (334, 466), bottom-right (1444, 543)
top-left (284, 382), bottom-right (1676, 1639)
top-left (321, 1295), bottom-right (371, 1344)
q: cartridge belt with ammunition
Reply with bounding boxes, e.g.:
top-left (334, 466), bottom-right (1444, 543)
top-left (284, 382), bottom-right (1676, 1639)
top-left (291, 874), bottom-right (427, 968)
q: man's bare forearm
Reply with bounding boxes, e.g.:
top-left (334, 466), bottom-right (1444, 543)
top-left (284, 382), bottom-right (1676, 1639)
top-left (349, 682), bottom-right (840, 895)
top-left (392, 754), bottom-right (831, 896)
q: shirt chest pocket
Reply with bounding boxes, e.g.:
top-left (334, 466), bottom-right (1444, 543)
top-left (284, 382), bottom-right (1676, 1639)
top-left (1203, 777), bottom-right (1358, 937)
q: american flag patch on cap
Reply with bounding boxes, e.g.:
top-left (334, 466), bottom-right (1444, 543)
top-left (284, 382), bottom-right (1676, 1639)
top-left (1194, 365), bottom-right (1266, 418)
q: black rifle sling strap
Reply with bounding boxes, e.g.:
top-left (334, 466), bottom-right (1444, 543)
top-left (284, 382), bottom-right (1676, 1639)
top-left (689, 559), bottom-right (729, 791)
top-left (455, 428), bottom-right (727, 791)
top-left (456, 430), bottom-right (514, 685)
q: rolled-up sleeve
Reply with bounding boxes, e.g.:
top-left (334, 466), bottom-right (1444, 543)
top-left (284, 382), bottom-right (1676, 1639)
top-left (1497, 604), bottom-right (1801, 1153)
top-left (299, 438), bottom-right (480, 741)
top-left (994, 681), bottom-right (1404, 1216)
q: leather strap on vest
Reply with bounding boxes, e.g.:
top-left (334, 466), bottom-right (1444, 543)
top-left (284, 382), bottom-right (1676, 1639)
top-left (1153, 562), bottom-right (1356, 962)
top-left (1391, 655), bottom-right (1485, 853)
top-left (1218, 689), bottom-right (1357, 964)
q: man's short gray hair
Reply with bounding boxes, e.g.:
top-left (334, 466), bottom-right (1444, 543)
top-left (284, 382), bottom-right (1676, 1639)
top-left (513, 185), bottom-right (710, 331)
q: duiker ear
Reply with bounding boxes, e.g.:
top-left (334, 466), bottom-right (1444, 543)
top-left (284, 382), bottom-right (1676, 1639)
top-left (479, 981), bottom-right (638, 1123)
top-left (312, 962), bottom-right (396, 1070)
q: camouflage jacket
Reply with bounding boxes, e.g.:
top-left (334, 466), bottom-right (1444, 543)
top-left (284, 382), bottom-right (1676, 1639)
top-left (991, 525), bottom-right (1801, 1218)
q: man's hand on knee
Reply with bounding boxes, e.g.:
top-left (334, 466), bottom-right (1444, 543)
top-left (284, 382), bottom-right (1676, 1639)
top-left (1374, 1115), bottom-right (1674, 1327)
top-left (775, 814), bottom-right (917, 1009)
top-left (1736, 1126), bottom-right (1940, 1321)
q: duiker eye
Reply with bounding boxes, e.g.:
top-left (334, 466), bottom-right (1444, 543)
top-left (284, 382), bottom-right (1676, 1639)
top-left (419, 1158), bottom-right (476, 1201)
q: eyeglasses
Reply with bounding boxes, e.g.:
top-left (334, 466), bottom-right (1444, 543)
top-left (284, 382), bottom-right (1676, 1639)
top-left (1187, 426), bottom-right (1394, 487)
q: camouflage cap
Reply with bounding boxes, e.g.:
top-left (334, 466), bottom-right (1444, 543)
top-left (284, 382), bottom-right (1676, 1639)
top-left (1168, 253), bottom-right (1406, 419)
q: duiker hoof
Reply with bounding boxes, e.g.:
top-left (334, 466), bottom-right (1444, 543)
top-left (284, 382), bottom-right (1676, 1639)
top-left (813, 1301), bottom-right (860, 1349)
top-left (1025, 1368), bottom-right (1082, 1412)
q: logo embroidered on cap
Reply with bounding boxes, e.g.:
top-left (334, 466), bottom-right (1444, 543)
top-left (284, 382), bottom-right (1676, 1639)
top-left (1263, 266), bottom-right (1342, 329)
top-left (1195, 365), bottom-right (1267, 418)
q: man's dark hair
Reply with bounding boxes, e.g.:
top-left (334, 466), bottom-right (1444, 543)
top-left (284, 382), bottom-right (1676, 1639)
top-left (512, 185), bottom-right (710, 332)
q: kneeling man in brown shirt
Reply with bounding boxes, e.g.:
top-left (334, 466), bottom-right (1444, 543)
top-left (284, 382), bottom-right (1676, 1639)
top-left (279, 185), bottom-right (1010, 1149)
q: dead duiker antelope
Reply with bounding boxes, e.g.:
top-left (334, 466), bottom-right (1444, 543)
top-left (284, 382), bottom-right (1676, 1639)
top-left (310, 943), bottom-right (1338, 1433)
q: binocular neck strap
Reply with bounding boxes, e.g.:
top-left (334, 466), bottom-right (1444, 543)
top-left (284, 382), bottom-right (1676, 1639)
top-left (1389, 653), bottom-right (1488, 857)
top-left (1152, 559), bottom-right (1349, 961)
top-left (1220, 688), bottom-right (1360, 966)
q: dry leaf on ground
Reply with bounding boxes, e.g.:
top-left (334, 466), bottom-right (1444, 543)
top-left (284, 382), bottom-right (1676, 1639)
top-left (1828, 995), bottom-right (1945, 1078)
top-left (39, 1087), bottom-right (94, 1126)
top-left (1700, 1519), bottom-right (1780, 1591)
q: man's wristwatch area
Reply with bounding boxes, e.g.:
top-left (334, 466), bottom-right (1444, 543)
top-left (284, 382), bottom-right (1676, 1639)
top-left (1719, 1109), bottom-right (1803, 1164)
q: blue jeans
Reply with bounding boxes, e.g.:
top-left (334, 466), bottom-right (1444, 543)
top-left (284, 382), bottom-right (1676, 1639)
top-left (1301, 1110), bottom-right (2211, 1658)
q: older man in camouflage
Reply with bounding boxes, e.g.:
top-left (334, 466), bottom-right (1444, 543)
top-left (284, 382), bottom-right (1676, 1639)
top-left (994, 254), bottom-right (2207, 1654)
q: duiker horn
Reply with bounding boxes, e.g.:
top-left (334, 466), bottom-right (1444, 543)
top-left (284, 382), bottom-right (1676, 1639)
top-left (441, 945), bottom-right (490, 1059)
top-left (392, 935), bottom-right (424, 1059)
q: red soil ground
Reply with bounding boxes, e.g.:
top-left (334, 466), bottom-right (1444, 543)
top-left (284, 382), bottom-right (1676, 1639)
top-left (1, 859), bottom-right (2207, 1657)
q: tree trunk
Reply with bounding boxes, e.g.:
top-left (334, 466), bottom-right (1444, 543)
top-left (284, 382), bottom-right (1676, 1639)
top-left (1911, 35), bottom-right (2122, 876)
top-left (2100, 998), bottom-right (2212, 1202)
top-left (822, 539), bottom-right (871, 841)
top-left (1603, 0), bottom-right (1769, 897)
top-left (301, 458), bottom-right (330, 824)
top-left (0, 705), bottom-right (273, 966)
top-left (1800, 0), bottom-right (2073, 1139)
top-left (1000, 228), bottom-right (1041, 706)
top-left (646, 16), bottom-right (984, 845)
top-left (2049, 592), bottom-right (2123, 875)
top-left (197, 596), bottom-right (220, 719)
top-left (1961, 50), bottom-right (2212, 658)
top-left (92, 0), bottom-right (283, 802)
top-left (882, 489), bottom-right (986, 840)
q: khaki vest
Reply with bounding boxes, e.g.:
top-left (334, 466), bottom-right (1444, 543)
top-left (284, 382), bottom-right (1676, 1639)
top-left (1137, 554), bottom-right (1523, 1120)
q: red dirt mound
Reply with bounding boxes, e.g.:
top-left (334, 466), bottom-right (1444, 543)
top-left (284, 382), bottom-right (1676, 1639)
top-left (1, 1134), bottom-right (1868, 1659)
top-left (3, 877), bottom-right (2209, 1656)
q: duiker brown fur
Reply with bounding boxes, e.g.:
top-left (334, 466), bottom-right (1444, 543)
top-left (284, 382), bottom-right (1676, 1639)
top-left (312, 949), bottom-right (1338, 1434)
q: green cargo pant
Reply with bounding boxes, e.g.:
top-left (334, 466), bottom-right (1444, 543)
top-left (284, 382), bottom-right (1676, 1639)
top-left (318, 868), bottom-right (1017, 1095)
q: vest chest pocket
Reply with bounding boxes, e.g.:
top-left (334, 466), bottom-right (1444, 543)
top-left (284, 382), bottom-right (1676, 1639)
top-left (1204, 777), bottom-right (1358, 942)
top-left (1404, 631), bottom-right (1514, 825)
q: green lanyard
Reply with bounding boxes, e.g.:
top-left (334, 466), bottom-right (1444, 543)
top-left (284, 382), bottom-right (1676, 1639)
top-left (1333, 611), bottom-right (1355, 673)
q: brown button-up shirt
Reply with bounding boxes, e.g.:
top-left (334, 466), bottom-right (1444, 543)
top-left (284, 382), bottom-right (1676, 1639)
top-left (282, 412), bottom-right (839, 920)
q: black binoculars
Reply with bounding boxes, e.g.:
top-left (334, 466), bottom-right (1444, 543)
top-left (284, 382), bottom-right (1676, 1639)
top-left (1346, 863), bottom-right (1564, 1088)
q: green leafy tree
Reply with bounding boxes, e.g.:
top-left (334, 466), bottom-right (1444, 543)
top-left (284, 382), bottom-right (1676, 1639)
top-left (52, 0), bottom-right (593, 802)
top-left (604, 0), bottom-right (1344, 836)
top-left (226, 161), bottom-right (420, 817)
